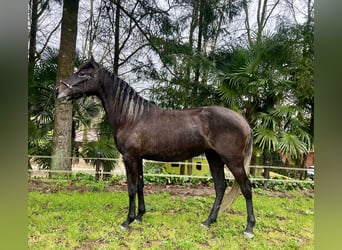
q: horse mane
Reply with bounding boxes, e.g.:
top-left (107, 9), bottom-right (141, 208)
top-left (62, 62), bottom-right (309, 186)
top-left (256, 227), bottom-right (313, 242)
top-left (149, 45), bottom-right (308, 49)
top-left (101, 67), bottom-right (157, 123)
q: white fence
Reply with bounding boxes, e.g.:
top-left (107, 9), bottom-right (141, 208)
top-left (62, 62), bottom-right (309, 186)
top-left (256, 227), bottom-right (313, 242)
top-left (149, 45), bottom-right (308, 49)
top-left (28, 155), bottom-right (314, 184)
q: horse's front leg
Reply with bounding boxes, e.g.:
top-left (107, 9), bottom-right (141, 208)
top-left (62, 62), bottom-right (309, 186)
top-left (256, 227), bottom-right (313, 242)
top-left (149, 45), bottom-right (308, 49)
top-left (136, 161), bottom-right (146, 223)
top-left (201, 153), bottom-right (226, 227)
top-left (120, 156), bottom-right (139, 230)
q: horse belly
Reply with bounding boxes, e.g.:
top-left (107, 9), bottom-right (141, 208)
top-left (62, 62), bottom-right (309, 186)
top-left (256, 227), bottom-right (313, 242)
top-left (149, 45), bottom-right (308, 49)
top-left (143, 128), bottom-right (207, 162)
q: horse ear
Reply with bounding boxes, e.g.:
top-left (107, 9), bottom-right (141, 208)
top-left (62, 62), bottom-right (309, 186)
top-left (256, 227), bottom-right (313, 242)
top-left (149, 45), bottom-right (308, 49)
top-left (89, 54), bottom-right (99, 68)
top-left (90, 54), bottom-right (96, 63)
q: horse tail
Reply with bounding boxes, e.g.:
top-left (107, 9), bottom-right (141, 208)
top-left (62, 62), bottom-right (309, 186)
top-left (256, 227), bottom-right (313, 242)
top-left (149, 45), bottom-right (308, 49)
top-left (219, 128), bottom-right (253, 214)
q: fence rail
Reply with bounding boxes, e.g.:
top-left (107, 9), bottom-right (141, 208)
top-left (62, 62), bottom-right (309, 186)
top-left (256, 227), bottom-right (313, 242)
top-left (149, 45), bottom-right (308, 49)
top-left (28, 155), bottom-right (314, 184)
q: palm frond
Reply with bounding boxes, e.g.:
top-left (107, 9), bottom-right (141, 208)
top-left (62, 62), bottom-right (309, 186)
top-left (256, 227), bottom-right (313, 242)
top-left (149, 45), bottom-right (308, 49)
top-left (217, 83), bottom-right (240, 108)
top-left (82, 136), bottom-right (120, 170)
top-left (257, 112), bottom-right (277, 131)
top-left (296, 128), bottom-right (313, 150)
top-left (270, 105), bottom-right (297, 120)
top-left (278, 132), bottom-right (308, 159)
top-left (254, 127), bottom-right (278, 152)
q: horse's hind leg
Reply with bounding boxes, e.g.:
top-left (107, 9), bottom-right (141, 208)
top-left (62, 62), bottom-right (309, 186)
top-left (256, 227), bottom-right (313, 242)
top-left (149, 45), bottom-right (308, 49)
top-left (226, 161), bottom-right (256, 238)
top-left (201, 150), bottom-right (227, 227)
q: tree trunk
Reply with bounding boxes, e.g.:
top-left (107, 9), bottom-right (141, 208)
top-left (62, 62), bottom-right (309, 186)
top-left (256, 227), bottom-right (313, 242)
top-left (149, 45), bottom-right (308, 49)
top-left (250, 152), bottom-right (257, 176)
top-left (194, 0), bottom-right (203, 85)
top-left (113, 0), bottom-right (121, 75)
top-left (51, 0), bottom-right (80, 175)
top-left (28, 0), bottom-right (38, 65)
top-left (28, 0), bottom-right (39, 90)
top-left (183, 0), bottom-right (199, 108)
top-left (242, 0), bottom-right (252, 46)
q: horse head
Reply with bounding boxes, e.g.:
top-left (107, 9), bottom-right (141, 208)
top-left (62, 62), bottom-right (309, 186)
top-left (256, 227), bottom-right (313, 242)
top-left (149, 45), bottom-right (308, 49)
top-left (56, 56), bottom-right (101, 101)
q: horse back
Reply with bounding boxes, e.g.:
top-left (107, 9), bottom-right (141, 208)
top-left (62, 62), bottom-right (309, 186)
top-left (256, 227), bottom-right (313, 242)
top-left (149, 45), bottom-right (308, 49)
top-left (114, 106), bottom-right (250, 161)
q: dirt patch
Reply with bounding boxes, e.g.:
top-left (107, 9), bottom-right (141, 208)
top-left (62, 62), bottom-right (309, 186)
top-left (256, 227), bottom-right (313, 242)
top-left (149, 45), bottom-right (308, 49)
top-left (28, 179), bottom-right (216, 197)
top-left (28, 179), bottom-right (93, 193)
top-left (28, 179), bottom-right (314, 198)
top-left (141, 183), bottom-right (216, 197)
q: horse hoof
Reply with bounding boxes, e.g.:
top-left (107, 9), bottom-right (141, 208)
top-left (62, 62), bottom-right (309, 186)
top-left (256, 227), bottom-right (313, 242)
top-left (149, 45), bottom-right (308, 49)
top-left (243, 231), bottom-right (254, 239)
top-left (119, 225), bottom-right (129, 231)
top-left (200, 223), bottom-right (209, 228)
top-left (134, 219), bottom-right (142, 224)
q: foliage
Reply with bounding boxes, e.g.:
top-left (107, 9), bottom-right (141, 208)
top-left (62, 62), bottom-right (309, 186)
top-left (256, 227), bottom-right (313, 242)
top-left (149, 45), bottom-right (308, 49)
top-left (28, 49), bottom-right (118, 170)
top-left (33, 172), bottom-right (314, 192)
top-left (81, 135), bottom-right (120, 173)
top-left (214, 22), bottom-right (314, 165)
top-left (145, 0), bottom-right (244, 109)
top-left (143, 161), bottom-right (168, 174)
top-left (28, 48), bottom-right (58, 169)
top-left (148, 40), bottom-right (221, 108)
top-left (81, 113), bottom-right (121, 173)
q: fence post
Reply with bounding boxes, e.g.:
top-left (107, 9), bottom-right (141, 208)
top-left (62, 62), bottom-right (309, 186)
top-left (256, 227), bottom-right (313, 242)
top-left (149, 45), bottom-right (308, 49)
top-left (95, 152), bottom-right (102, 182)
top-left (263, 161), bottom-right (270, 189)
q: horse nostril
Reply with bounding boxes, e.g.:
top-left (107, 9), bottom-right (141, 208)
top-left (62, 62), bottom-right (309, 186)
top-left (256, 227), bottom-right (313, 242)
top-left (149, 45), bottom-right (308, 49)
top-left (60, 80), bottom-right (73, 89)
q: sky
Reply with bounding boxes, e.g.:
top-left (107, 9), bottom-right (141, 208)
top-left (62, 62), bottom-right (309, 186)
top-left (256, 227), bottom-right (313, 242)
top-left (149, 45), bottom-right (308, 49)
top-left (33, 0), bottom-right (311, 58)
top-left (30, 0), bottom-right (312, 96)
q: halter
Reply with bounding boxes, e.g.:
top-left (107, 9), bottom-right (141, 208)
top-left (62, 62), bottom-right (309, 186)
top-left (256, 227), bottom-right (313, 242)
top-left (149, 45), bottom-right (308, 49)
top-left (60, 67), bottom-right (100, 98)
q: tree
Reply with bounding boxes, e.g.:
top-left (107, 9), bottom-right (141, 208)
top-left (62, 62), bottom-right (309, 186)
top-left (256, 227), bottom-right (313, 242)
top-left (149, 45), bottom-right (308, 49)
top-left (28, 0), bottom-right (39, 65)
top-left (215, 21), bottom-right (314, 168)
top-left (28, 48), bottom-right (58, 169)
top-left (28, 0), bottom-right (62, 65)
top-left (242, 0), bottom-right (281, 47)
top-left (51, 0), bottom-right (80, 174)
top-left (28, 0), bottom-right (62, 107)
top-left (148, 0), bottom-right (244, 108)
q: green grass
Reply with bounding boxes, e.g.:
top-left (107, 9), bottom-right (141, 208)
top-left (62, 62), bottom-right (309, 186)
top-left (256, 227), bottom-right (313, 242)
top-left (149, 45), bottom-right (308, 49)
top-left (28, 189), bottom-right (313, 249)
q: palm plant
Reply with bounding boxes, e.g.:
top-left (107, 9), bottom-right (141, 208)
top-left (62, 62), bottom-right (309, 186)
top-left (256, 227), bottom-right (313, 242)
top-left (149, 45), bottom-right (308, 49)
top-left (214, 27), bottom-right (313, 168)
top-left (28, 48), bottom-right (58, 169)
top-left (254, 106), bottom-right (311, 164)
top-left (28, 48), bottom-right (120, 173)
top-left (80, 114), bottom-right (120, 179)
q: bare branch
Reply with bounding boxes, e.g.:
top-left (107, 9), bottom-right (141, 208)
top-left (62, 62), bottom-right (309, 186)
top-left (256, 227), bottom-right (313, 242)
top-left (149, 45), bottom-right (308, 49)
top-left (108, 0), bottom-right (176, 77)
top-left (37, 18), bottom-right (62, 60)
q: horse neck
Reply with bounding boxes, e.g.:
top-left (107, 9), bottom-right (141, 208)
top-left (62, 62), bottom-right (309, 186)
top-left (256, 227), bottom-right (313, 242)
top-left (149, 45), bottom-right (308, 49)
top-left (97, 71), bottom-right (157, 129)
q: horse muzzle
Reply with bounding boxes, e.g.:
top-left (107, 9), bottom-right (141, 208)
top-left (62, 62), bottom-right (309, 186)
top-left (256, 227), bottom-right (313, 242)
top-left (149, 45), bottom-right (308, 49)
top-left (55, 87), bottom-right (72, 101)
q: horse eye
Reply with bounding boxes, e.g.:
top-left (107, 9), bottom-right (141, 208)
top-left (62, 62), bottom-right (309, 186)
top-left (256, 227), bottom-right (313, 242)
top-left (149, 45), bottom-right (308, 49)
top-left (78, 72), bottom-right (86, 77)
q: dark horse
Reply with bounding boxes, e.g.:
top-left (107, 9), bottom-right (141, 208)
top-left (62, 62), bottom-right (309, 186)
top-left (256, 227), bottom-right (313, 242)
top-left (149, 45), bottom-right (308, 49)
top-left (56, 57), bottom-right (256, 238)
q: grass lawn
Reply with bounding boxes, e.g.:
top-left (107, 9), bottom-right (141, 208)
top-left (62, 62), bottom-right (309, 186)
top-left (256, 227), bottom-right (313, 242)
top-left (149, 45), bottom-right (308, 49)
top-left (28, 185), bottom-right (313, 249)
